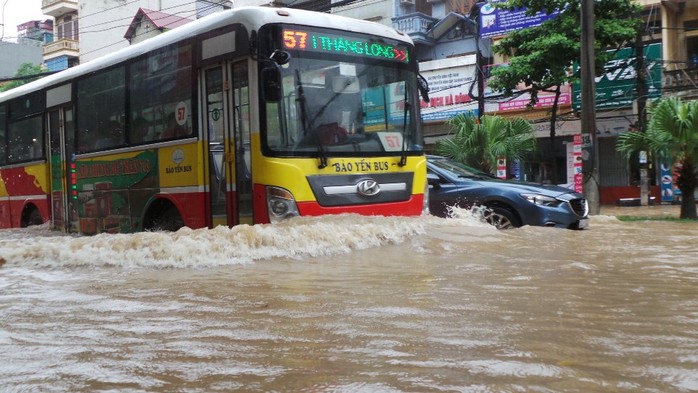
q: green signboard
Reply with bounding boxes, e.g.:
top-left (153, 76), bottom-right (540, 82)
top-left (572, 43), bottom-right (662, 110)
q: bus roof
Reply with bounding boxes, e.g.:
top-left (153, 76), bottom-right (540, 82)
top-left (0, 6), bottom-right (413, 104)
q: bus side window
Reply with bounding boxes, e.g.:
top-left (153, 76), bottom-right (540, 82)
top-left (131, 116), bottom-right (150, 143)
top-left (77, 66), bottom-right (126, 152)
top-left (129, 43), bottom-right (193, 143)
top-left (95, 121), bottom-right (124, 149)
top-left (7, 116), bottom-right (43, 162)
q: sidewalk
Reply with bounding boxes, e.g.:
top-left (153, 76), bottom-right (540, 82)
top-left (599, 203), bottom-right (682, 217)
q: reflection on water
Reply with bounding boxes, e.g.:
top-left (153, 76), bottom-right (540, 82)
top-left (1, 209), bottom-right (698, 392)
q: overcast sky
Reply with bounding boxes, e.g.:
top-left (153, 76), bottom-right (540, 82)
top-left (1, 0), bottom-right (49, 40)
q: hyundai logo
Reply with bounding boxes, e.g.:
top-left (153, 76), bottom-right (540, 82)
top-left (356, 179), bottom-right (380, 197)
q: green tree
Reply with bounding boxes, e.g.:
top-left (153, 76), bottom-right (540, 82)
top-left (0, 63), bottom-right (45, 92)
top-left (436, 113), bottom-right (537, 175)
top-left (616, 97), bottom-right (698, 220)
top-left (487, 0), bottom-right (641, 181)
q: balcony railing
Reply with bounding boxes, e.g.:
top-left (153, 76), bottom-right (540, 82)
top-left (43, 39), bottom-right (79, 58)
top-left (392, 13), bottom-right (438, 45)
top-left (663, 68), bottom-right (698, 98)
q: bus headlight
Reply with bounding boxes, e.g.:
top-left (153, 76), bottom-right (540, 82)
top-left (266, 186), bottom-right (300, 223)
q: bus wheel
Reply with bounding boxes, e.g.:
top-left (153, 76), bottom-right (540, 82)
top-left (22, 207), bottom-right (43, 228)
top-left (144, 201), bottom-right (184, 232)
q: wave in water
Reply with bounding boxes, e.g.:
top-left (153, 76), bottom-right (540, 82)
top-left (0, 212), bottom-right (493, 269)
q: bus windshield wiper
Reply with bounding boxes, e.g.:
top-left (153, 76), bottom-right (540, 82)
top-left (316, 138), bottom-right (328, 169)
top-left (398, 84), bottom-right (410, 167)
top-left (295, 70), bottom-right (327, 169)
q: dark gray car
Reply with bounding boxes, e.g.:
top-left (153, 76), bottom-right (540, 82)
top-left (427, 155), bottom-right (589, 229)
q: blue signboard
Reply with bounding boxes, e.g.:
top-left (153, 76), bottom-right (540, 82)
top-left (479, 1), bottom-right (560, 38)
top-left (660, 162), bottom-right (674, 202)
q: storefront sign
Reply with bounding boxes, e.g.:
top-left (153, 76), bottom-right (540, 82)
top-left (573, 134), bottom-right (583, 193)
top-left (479, 1), bottom-right (561, 38)
top-left (485, 63), bottom-right (572, 112)
top-left (572, 43), bottom-right (662, 110)
top-left (497, 157), bottom-right (507, 179)
top-left (418, 57), bottom-right (479, 122)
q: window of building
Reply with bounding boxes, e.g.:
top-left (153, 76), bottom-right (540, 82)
top-left (684, 20), bottom-right (698, 67)
top-left (57, 16), bottom-right (79, 40)
top-left (416, 0), bottom-right (432, 15)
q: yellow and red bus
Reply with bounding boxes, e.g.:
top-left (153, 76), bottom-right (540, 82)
top-left (0, 6), bottom-right (429, 234)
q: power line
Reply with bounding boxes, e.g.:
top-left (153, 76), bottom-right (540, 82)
top-left (77, 0), bottom-right (226, 57)
top-left (0, 70), bottom-right (57, 83)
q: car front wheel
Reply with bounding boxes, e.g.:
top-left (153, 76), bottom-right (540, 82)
top-left (482, 206), bottom-right (520, 229)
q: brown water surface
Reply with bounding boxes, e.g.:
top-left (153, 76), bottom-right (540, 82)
top-left (1, 207), bottom-right (697, 392)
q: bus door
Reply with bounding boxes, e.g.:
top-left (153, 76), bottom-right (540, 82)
top-left (202, 61), bottom-right (252, 227)
top-left (47, 107), bottom-right (74, 231)
top-left (229, 60), bottom-right (253, 225)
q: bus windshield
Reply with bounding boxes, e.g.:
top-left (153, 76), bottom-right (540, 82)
top-left (263, 30), bottom-right (422, 157)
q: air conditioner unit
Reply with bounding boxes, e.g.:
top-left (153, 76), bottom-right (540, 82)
top-left (400, 0), bottom-right (415, 5)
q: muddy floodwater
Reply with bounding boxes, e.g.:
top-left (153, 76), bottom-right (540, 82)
top-left (1, 206), bottom-right (697, 392)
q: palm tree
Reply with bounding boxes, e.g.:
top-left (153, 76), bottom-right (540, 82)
top-left (436, 114), bottom-right (537, 175)
top-left (616, 97), bottom-right (698, 219)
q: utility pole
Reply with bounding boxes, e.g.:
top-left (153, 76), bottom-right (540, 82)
top-left (635, 26), bottom-right (649, 206)
top-left (473, 4), bottom-right (486, 120)
top-left (580, 0), bottom-right (600, 214)
top-left (477, 44), bottom-right (486, 120)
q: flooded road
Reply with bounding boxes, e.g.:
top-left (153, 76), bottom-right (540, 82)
top-left (1, 207), bottom-right (697, 392)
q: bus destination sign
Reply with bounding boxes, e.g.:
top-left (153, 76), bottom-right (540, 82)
top-left (282, 29), bottom-right (409, 63)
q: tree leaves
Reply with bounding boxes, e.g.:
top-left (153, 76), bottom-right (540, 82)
top-left (436, 114), bottom-right (537, 174)
top-left (616, 97), bottom-right (698, 219)
top-left (0, 63), bottom-right (45, 92)
top-left (488, 0), bottom-right (640, 103)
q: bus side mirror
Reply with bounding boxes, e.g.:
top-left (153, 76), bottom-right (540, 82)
top-left (417, 73), bottom-right (430, 103)
top-left (261, 66), bottom-right (281, 102)
top-left (427, 172), bottom-right (440, 189)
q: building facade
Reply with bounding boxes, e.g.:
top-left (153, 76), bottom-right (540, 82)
top-left (39, 0), bottom-right (232, 70)
top-left (41, 0), bottom-right (79, 71)
top-left (0, 41), bottom-right (44, 85)
top-left (17, 20), bottom-right (54, 46)
top-left (333, 0), bottom-right (698, 203)
top-left (123, 8), bottom-right (194, 45)
top-left (21, 0), bottom-right (698, 203)
top-left (79, 0), bottom-right (231, 62)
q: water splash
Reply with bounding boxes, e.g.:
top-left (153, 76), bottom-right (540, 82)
top-left (0, 214), bottom-right (433, 268)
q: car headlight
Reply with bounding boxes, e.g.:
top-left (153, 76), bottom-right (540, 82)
top-left (520, 193), bottom-right (562, 207)
top-left (266, 186), bottom-right (300, 223)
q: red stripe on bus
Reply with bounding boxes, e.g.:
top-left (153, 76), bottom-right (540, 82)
top-left (0, 197), bottom-right (50, 228)
top-left (297, 196), bottom-right (424, 217)
top-left (155, 191), bottom-right (207, 229)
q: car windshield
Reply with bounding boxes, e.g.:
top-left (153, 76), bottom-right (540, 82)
top-left (430, 157), bottom-right (497, 179)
